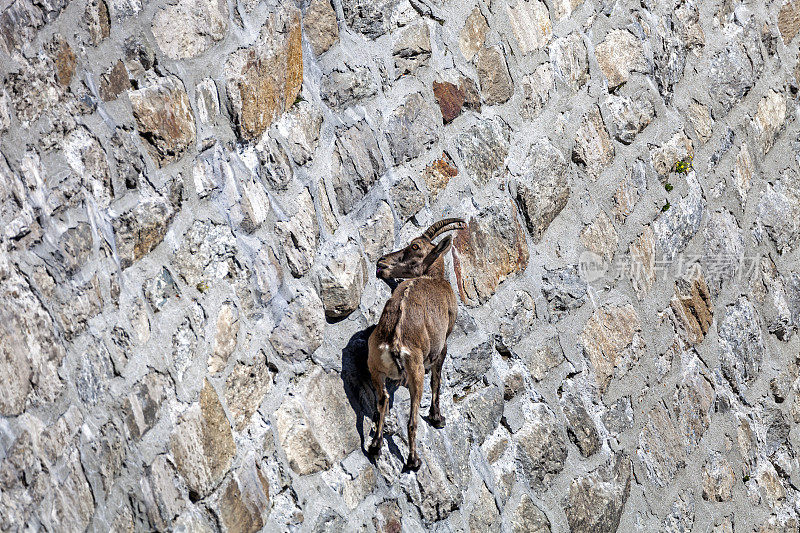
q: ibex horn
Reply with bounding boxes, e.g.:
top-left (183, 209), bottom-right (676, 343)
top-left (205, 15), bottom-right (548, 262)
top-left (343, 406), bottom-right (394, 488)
top-left (422, 218), bottom-right (467, 241)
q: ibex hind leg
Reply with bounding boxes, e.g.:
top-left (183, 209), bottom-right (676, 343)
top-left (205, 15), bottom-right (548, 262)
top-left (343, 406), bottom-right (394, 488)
top-left (403, 358), bottom-right (423, 472)
top-left (367, 371), bottom-right (389, 457)
top-left (427, 345), bottom-right (446, 429)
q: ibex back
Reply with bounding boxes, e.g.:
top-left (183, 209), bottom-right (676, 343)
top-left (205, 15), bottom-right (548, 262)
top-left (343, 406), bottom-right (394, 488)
top-left (367, 218), bottom-right (466, 471)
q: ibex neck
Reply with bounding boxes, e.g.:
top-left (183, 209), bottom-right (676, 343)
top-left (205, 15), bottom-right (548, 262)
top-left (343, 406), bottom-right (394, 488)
top-left (424, 255), bottom-right (447, 279)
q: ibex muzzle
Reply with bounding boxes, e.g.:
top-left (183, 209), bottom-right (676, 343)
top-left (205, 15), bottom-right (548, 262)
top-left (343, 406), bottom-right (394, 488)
top-left (367, 218), bottom-right (466, 471)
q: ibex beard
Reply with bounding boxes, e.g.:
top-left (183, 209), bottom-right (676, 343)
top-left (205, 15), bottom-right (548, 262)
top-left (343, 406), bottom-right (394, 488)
top-left (366, 218), bottom-right (467, 472)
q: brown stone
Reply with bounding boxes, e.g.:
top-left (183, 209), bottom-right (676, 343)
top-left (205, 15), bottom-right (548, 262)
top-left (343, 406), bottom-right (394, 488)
top-left (170, 380), bottom-right (236, 498)
top-left (85, 0), bottom-right (111, 45)
top-left (100, 60), bottom-right (131, 102)
top-left (669, 267), bottom-right (713, 345)
top-left (453, 198), bottom-right (529, 307)
top-left (51, 37), bottom-right (76, 87)
top-left (216, 472), bottom-right (268, 533)
top-left (129, 76), bottom-right (196, 167)
top-left (225, 8), bottom-right (302, 141)
top-left (779, 1), bottom-right (800, 43)
top-left (433, 81), bottom-right (465, 124)
top-left (421, 154), bottom-right (458, 200)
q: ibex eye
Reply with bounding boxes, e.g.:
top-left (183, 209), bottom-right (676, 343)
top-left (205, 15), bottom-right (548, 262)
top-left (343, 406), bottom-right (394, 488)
top-left (411, 244), bottom-right (419, 251)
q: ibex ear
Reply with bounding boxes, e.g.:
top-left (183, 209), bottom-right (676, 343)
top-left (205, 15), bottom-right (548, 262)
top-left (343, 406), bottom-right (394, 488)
top-left (422, 235), bottom-right (453, 271)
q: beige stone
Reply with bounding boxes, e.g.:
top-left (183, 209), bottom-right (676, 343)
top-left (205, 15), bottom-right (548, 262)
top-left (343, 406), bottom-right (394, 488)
top-left (779, 0), bottom-right (800, 43)
top-left (225, 359), bottom-right (272, 431)
top-left (460, 8), bottom-right (488, 61)
top-left (669, 267), bottom-right (713, 345)
top-left (477, 46), bottom-right (513, 105)
top-left (734, 143), bottom-right (753, 205)
top-left (687, 101), bottom-right (713, 144)
top-left (650, 131), bottom-right (693, 178)
top-left (209, 302), bottom-right (239, 374)
top-left (581, 304), bottom-right (644, 392)
top-left (304, 0), bottom-right (339, 56)
top-left (275, 369), bottom-right (359, 475)
top-left (594, 29), bottom-right (646, 89)
top-left (506, 0), bottom-right (552, 54)
top-left (573, 106), bottom-right (614, 178)
top-left (171, 380), bottom-right (236, 498)
top-left (152, 0), bottom-right (227, 60)
top-left (629, 227), bottom-right (655, 299)
top-left (752, 90), bottom-right (786, 156)
top-left (580, 212), bottom-right (618, 262)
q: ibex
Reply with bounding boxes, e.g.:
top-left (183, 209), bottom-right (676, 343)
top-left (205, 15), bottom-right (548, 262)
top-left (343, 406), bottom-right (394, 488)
top-left (367, 218), bottom-right (467, 471)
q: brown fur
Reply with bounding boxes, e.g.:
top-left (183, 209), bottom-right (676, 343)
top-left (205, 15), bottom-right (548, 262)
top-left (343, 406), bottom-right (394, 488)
top-left (366, 219), bottom-right (465, 471)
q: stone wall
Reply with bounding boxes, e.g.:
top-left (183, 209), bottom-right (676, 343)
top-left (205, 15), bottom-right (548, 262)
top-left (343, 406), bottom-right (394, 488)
top-left (1, 0), bottom-right (800, 531)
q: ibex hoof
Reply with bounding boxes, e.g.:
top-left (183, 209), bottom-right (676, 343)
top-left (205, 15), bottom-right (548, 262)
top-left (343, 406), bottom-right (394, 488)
top-left (367, 441), bottom-right (382, 458)
top-left (428, 414), bottom-right (446, 429)
top-left (403, 456), bottom-right (422, 472)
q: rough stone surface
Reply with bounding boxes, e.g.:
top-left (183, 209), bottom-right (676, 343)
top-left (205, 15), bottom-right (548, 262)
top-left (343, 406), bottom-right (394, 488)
top-left (718, 297), bottom-right (765, 392)
top-left (225, 8), bottom-right (302, 141)
top-left (514, 402), bottom-right (568, 489)
top-left (275, 368), bottom-right (359, 475)
top-left (581, 304), bottom-right (644, 393)
top-left (393, 22), bottom-right (431, 78)
top-left (477, 46), bottom-right (514, 105)
top-left (312, 239), bottom-right (367, 319)
top-left (506, 0), bottom-right (551, 54)
top-left (565, 455), bottom-right (631, 533)
top-left (129, 76), bottom-right (196, 167)
top-left (454, 117), bottom-right (510, 186)
top-left (511, 138), bottom-right (570, 242)
top-left (604, 93), bottom-right (655, 145)
top-left (433, 81), bottom-right (465, 124)
top-left (304, 0), bottom-right (338, 57)
top-left (452, 198), bottom-right (529, 307)
top-left (113, 197), bottom-right (174, 269)
top-left (151, 0), bottom-right (227, 60)
top-left (460, 8), bottom-right (488, 61)
top-left (595, 29), bottom-right (646, 89)
top-left (330, 120), bottom-right (385, 214)
top-left (384, 92), bottom-right (439, 165)
top-left (170, 380), bottom-right (236, 499)
top-left (573, 106), bottom-right (614, 178)
top-left (3, 0), bottom-right (800, 530)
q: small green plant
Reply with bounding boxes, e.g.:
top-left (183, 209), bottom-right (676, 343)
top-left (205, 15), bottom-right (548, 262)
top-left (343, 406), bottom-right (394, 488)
top-left (661, 201), bottom-right (671, 212)
top-left (196, 280), bottom-right (209, 293)
top-left (664, 183), bottom-right (674, 192)
top-left (674, 154), bottom-right (693, 174)
top-left (292, 94), bottom-right (305, 106)
top-left (743, 474), bottom-right (750, 482)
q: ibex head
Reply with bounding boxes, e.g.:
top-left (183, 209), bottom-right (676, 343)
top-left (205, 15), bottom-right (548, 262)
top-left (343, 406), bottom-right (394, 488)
top-left (375, 218), bottom-right (467, 279)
